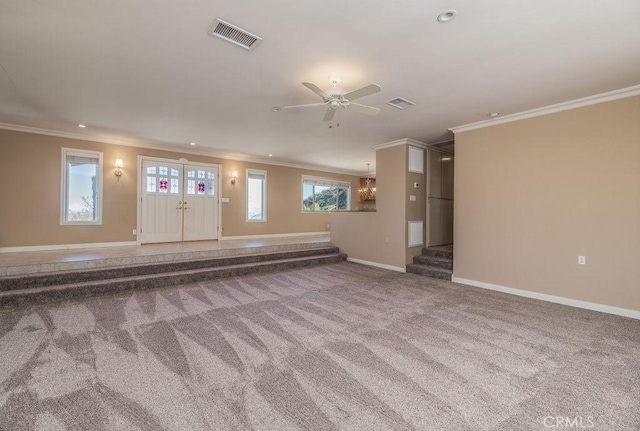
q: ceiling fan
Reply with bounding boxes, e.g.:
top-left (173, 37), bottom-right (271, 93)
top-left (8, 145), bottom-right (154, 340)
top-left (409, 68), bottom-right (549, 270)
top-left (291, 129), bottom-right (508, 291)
top-left (282, 79), bottom-right (381, 122)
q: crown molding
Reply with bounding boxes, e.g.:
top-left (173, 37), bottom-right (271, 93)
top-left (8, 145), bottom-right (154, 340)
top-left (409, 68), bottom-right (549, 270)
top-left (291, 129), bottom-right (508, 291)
top-left (372, 138), bottom-right (428, 150)
top-left (449, 84), bottom-right (640, 133)
top-left (0, 122), bottom-right (361, 176)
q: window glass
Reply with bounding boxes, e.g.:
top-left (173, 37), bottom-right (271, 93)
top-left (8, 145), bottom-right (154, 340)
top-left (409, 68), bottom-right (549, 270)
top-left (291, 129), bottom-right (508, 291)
top-left (62, 149), bottom-right (102, 224)
top-left (302, 177), bottom-right (351, 212)
top-left (247, 170), bottom-right (266, 221)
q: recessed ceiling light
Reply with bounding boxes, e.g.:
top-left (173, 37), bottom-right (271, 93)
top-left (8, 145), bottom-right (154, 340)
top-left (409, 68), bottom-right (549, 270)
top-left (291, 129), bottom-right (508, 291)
top-left (78, 124), bottom-right (86, 128)
top-left (437, 10), bottom-right (457, 23)
top-left (271, 106), bottom-right (281, 112)
top-left (268, 154), bottom-right (273, 157)
top-left (488, 112), bottom-right (500, 118)
top-left (190, 142), bottom-right (196, 146)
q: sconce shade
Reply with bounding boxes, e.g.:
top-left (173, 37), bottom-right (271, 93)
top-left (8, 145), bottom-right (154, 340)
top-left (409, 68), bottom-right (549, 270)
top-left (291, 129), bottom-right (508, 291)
top-left (114, 159), bottom-right (123, 181)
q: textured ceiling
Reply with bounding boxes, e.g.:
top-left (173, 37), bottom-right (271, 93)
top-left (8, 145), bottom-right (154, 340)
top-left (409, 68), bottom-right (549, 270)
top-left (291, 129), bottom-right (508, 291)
top-left (0, 0), bottom-right (639, 174)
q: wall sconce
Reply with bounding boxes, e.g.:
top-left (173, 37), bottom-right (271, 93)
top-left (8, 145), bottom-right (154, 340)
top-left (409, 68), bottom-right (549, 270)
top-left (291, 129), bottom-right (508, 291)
top-left (231, 170), bottom-right (238, 185)
top-left (114, 159), bottom-right (123, 181)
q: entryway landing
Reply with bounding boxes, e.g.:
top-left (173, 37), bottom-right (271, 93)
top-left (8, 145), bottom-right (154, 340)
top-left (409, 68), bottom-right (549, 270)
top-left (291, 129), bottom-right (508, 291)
top-left (0, 235), bottom-right (330, 277)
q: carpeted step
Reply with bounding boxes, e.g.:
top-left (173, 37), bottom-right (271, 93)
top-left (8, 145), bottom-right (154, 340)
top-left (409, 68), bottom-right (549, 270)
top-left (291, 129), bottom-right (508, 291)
top-left (421, 247), bottom-right (453, 260)
top-left (406, 263), bottom-right (452, 281)
top-left (0, 247), bottom-right (340, 292)
top-left (412, 255), bottom-right (453, 270)
top-left (0, 252), bottom-right (346, 309)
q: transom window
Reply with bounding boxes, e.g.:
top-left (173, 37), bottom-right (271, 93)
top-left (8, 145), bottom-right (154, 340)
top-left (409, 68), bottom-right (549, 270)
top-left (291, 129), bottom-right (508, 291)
top-left (61, 148), bottom-right (103, 224)
top-left (302, 176), bottom-right (350, 212)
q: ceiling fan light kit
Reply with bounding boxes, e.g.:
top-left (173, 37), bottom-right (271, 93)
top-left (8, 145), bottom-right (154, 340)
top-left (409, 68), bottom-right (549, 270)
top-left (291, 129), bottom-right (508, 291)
top-left (282, 79), bottom-right (381, 122)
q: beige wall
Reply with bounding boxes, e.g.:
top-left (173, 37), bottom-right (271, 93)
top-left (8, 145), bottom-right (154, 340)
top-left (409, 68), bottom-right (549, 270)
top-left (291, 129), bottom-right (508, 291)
top-left (454, 95), bottom-right (640, 312)
top-left (0, 129), bottom-right (358, 247)
top-left (332, 144), bottom-right (425, 269)
top-left (331, 145), bottom-right (407, 269)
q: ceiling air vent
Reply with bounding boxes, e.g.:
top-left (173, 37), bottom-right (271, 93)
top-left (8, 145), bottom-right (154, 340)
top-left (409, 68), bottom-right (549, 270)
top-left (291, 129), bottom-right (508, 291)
top-left (386, 97), bottom-right (416, 110)
top-left (208, 19), bottom-right (262, 51)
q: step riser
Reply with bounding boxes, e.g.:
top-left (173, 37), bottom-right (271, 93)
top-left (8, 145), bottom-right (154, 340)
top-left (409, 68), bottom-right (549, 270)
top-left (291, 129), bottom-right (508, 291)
top-left (0, 254), bottom-right (346, 310)
top-left (406, 265), bottom-right (452, 281)
top-left (413, 256), bottom-right (453, 270)
top-left (0, 247), bottom-right (340, 292)
top-left (422, 249), bottom-right (454, 260)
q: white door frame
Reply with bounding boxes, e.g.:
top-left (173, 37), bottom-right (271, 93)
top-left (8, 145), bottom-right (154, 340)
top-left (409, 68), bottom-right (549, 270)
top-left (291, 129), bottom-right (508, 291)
top-left (136, 155), bottom-right (222, 245)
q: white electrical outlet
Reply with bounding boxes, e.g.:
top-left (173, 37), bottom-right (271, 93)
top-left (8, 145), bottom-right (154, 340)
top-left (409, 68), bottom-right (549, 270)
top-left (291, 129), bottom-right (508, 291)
top-left (327, 223), bottom-right (330, 229)
top-left (578, 256), bottom-right (586, 265)
top-left (132, 229), bottom-right (137, 235)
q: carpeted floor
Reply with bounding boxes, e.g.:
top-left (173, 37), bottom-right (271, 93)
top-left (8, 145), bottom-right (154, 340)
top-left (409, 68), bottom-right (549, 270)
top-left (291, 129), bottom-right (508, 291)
top-left (0, 262), bottom-right (638, 430)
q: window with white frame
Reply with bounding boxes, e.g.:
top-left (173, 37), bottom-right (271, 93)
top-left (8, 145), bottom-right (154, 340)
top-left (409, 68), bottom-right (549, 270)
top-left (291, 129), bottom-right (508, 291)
top-left (61, 148), bottom-right (103, 224)
top-left (302, 176), bottom-right (351, 212)
top-left (247, 169), bottom-right (266, 221)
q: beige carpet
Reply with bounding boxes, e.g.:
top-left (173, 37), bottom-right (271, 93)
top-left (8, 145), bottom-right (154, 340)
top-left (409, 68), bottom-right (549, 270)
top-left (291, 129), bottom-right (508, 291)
top-left (0, 262), bottom-right (638, 430)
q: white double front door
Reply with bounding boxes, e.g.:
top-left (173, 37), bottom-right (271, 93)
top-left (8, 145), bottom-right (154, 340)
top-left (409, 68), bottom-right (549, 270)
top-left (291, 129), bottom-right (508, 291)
top-left (140, 158), bottom-right (220, 243)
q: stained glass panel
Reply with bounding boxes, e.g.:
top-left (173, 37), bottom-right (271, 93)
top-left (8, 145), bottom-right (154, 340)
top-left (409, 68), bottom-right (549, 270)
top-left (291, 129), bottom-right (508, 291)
top-left (187, 179), bottom-right (195, 195)
top-left (147, 167), bottom-right (156, 174)
top-left (159, 178), bottom-right (168, 193)
top-left (170, 178), bottom-right (179, 194)
top-left (197, 170), bottom-right (205, 178)
top-left (159, 166), bottom-right (168, 175)
top-left (187, 171), bottom-right (195, 178)
top-left (207, 172), bottom-right (214, 179)
top-left (170, 168), bottom-right (179, 177)
top-left (197, 181), bottom-right (205, 194)
top-left (146, 176), bottom-right (156, 192)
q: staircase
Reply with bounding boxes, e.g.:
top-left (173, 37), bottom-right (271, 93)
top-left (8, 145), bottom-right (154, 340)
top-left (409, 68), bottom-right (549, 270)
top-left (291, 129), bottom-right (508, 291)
top-left (406, 245), bottom-right (453, 280)
top-left (0, 246), bottom-right (345, 309)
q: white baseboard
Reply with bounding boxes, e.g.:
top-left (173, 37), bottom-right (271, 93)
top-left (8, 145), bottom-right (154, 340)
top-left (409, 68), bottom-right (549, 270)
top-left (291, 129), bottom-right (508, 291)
top-left (452, 277), bottom-right (640, 320)
top-left (347, 257), bottom-right (406, 273)
top-left (220, 232), bottom-right (328, 241)
top-left (0, 241), bottom-right (138, 253)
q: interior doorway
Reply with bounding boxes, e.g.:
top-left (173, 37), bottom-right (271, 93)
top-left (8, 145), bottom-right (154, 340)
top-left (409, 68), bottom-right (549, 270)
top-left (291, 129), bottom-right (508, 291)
top-left (426, 149), bottom-right (454, 246)
top-left (139, 157), bottom-right (221, 244)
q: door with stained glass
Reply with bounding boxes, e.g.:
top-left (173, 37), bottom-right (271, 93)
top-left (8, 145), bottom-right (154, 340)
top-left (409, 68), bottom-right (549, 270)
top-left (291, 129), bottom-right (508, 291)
top-left (141, 160), bottom-right (184, 243)
top-left (140, 159), bottom-right (220, 244)
top-left (183, 165), bottom-right (219, 241)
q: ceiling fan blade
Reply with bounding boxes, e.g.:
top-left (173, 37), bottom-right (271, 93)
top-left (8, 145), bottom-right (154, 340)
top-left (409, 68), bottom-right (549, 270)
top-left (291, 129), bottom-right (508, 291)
top-left (302, 82), bottom-right (330, 100)
top-left (282, 102), bottom-right (328, 109)
top-left (345, 103), bottom-right (380, 116)
top-left (323, 107), bottom-right (337, 122)
top-left (343, 83), bottom-right (381, 101)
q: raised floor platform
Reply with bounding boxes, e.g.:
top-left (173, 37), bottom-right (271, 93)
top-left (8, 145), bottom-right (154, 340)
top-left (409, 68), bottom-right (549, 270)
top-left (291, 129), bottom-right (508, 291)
top-left (0, 235), bottom-right (331, 277)
top-left (0, 234), bottom-right (344, 309)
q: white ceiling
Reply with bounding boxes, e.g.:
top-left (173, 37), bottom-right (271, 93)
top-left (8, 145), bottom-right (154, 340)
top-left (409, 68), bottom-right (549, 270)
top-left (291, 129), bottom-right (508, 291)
top-left (1, 0), bottom-right (639, 174)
